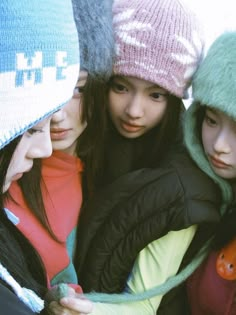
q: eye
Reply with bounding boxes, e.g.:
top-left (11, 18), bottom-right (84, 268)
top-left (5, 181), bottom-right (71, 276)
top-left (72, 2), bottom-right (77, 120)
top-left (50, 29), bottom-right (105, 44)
top-left (110, 81), bottom-right (128, 93)
top-left (150, 92), bottom-right (168, 102)
top-left (26, 128), bottom-right (42, 136)
top-left (205, 113), bottom-right (217, 126)
top-left (73, 86), bottom-right (84, 99)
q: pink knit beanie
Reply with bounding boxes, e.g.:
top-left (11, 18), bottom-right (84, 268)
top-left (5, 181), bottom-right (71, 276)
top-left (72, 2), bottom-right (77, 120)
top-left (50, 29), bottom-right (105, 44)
top-left (112, 0), bottom-right (205, 98)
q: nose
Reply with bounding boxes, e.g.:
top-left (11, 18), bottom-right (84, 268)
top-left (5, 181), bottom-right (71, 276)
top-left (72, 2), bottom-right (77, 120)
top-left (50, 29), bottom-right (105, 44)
top-left (38, 134), bottom-right (53, 158)
top-left (28, 130), bottom-right (53, 159)
top-left (51, 107), bottom-right (66, 123)
top-left (213, 130), bottom-right (231, 154)
top-left (125, 94), bottom-right (144, 119)
top-left (29, 135), bottom-right (52, 159)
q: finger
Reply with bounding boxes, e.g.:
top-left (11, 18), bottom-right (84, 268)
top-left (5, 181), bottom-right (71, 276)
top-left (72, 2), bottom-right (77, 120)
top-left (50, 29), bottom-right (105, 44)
top-left (66, 287), bottom-right (77, 297)
top-left (50, 303), bottom-right (85, 315)
top-left (48, 301), bottom-right (64, 315)
top-left (60, 297), bottom-right (93, 314)
top-left (49, 303), bottom-right (75, 315)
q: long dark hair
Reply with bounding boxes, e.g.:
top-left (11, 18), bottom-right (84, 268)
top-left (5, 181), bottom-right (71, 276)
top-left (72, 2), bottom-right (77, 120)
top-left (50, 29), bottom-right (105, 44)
top-left (0, 137), bottom-right (47, 298)
top-left (142, 94), bottom-right (184, 168)
top-left (75, 75), bottom-right (107, 195)
top-left (99, 93), bottom-right (185, 186)
top-left (0, 137), bottom-right (21, 205)
top-left (17, 74), bottom-right (107, 239)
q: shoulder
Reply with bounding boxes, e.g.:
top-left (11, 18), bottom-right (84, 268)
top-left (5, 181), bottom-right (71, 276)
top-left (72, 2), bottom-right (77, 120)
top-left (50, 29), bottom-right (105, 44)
top-left (165, 152), bottom-right (221, 223)
top-left (81, 152), bottom-right (220, 232)
top-left (167, 153), bottom-right (216, 191)
top-left (78, 151), bottom-right (221, 246)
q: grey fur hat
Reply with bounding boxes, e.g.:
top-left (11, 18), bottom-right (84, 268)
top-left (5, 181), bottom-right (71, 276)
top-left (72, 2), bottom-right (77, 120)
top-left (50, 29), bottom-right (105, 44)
top-left (72, 0), bottom-right (114, 80)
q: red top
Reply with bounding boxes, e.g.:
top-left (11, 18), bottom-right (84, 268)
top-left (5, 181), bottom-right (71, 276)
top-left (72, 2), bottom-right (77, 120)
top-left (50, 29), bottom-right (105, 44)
top-left (5, 150), bottom-right (83, 291)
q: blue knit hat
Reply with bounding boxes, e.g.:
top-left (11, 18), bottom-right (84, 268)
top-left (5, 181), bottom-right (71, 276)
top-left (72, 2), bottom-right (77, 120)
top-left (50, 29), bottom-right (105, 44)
top-left (0, 0), bottom-right (80, 149)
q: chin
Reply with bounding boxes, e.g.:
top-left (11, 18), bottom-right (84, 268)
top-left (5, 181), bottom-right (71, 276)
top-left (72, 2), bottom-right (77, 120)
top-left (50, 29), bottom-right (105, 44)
top-left (214, 170), bottom-right (235, 180)
top-left (52, 143), bottom-right (66, 151)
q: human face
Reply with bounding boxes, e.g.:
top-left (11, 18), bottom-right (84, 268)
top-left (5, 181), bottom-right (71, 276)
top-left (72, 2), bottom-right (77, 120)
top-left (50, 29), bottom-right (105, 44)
top-left (50, 70), bottom-right (88, 155)
top-left (202, 108), bottom-right (236, 179)
top-left (108, 76), bottom-right (168, 138)
top-left (4, 117), bottom-right (52, 192)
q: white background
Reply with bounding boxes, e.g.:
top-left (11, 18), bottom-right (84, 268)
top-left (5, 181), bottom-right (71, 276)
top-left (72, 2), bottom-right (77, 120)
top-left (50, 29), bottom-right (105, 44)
top-left (182, 0), bottom-right (235, 107)
top-left (185, 0), bottom-right (236, 51)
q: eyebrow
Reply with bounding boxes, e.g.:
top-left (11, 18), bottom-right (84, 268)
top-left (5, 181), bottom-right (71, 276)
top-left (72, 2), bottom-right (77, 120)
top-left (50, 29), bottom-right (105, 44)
top-left (206, 107), bottom-right (217, 114)
top-left (112, 76), bottom-right (128, 83)
top-left (112, 76), bottom-right (165, 90)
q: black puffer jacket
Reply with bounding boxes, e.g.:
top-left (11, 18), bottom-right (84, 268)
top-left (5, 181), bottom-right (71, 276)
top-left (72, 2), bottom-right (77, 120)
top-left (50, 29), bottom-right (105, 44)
top-left (76, 152), bottom-right (221, 301)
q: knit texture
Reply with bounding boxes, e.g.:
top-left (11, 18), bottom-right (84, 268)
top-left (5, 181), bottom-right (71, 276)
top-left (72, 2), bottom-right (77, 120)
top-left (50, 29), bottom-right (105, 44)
top-left (112, 0), bottom-right (205, 98)
top-left (184, 31), bottom-right (236, 212)
top-left (0, 0), bottom-right (80, 149)
top-left (72, 0), bottom-right (114, 79)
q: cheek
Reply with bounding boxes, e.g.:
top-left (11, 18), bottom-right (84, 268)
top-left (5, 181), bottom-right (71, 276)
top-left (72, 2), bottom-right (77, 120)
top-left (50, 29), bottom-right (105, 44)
top-left (231, 144), bottom-right (236, 163)
top-left (69, 103), bottom-right (83, 126)
top-left (201, 136), bottom-right (208, 153)
top-left (12, 137), bottom-right (29, 162)
top-left (6, 144), bottom-right (26, 179)
top-left (148, 104), bottom-right (167, 126)
top-left (108, 92), bottom-right (123, 115)
top-left (71, 99), bottom-right (82, 115)
top-left (202, 124), bottom-right (211, 151)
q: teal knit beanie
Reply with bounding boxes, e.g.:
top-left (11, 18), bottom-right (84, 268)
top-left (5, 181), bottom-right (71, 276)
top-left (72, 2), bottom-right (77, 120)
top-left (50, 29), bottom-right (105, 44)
top-left (0, 0), bottom-right (80, 149)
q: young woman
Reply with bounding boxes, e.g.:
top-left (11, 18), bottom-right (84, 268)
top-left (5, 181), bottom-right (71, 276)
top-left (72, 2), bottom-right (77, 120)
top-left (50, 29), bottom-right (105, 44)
top-left (184, 31), bottom-right (236, 315)
top-left (0, 0), bottom-right (81, 314)
top-left (48, 0), bottom-right (222, 314)
top-left (4, 0), bottom-right (114, 291)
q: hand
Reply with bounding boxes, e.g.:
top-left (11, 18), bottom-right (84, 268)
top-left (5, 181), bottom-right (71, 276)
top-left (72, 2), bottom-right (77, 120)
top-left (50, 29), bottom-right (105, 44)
top-left (48, 288), bottom-right (93, 315)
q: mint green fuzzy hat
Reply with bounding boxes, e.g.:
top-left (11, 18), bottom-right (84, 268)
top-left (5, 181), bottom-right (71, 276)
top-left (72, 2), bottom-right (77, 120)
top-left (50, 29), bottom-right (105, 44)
top-left (184, 31), bottom-right (236, 213)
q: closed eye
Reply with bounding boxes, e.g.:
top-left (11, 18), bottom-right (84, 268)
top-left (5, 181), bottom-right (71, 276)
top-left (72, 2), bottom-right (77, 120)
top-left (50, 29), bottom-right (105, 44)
top-left (27, 128), bottom-right (43, 136)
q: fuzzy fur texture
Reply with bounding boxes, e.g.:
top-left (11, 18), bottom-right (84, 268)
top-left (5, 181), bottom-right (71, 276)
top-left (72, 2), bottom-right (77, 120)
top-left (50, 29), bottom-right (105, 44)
top-left (184, 32), bottom-right (236, 212)
top-left (192, 32), bottom-right (236, 119)
top-left (72, 0), bottom-right (114, 80)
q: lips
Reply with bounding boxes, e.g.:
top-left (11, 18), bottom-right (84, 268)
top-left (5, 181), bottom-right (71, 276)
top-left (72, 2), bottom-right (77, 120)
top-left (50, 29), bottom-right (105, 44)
top-left (209, 155), bottom-right (230, 169)
top-left (50, 128), bottom-right (70, 140)
top-left (120, 120), bottom-right (143, 133)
